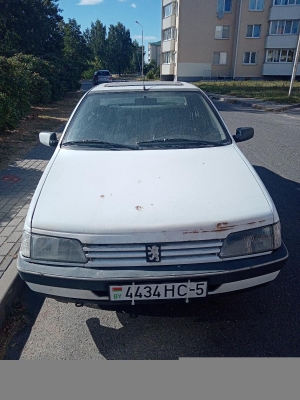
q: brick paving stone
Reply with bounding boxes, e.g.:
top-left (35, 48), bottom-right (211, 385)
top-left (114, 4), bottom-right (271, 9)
top-left (0, 242), bottom-right (14, 256)
top-left (0, 255), bottom-right (4, 264)
top-left (5, 198), bottom-right (20, 206)
top-left (7, 217), bottom-right (24, 227)
top-left (9, 242), bottom-right (22, 256)
top-left (15, 221), bottom-right (25, 232)
top-left (0, 237), bottom-right (7, 246)
top-left (0, 256), bottom-right (14, 273)
top-left (0, 204), bottom-right (13, 213)
top-left (6, 232), bottom-right (22, 243)
top-left (15, 208), bottom-right (29, 218)
top-left (7, 218), bottom-right (23, 228)
top-left (9, 209), bottom-right (23, 218)
top-left (0, 226), bottom-right (15, 237)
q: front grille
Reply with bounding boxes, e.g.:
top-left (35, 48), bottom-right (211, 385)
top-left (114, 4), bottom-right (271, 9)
top-left (83, 240), bottom-right (222, 268)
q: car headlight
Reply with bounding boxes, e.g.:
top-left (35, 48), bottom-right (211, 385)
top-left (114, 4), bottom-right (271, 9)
top-left (220, 222), bottom-right (281, 259)
top-left (20, 233), bottom-right (87, 263)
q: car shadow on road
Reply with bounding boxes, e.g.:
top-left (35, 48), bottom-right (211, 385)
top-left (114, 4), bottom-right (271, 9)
top-left (3, 288), bottom-right (45, 360)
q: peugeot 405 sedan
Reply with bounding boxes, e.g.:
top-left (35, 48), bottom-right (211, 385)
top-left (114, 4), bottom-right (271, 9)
top-left (18, 81), bottom-right (288, 305)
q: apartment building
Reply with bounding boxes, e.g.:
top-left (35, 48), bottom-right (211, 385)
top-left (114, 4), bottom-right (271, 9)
top-left (148, 41), bottom-right (161, 66)
top-left (161, 0), bottom-right (300, 81)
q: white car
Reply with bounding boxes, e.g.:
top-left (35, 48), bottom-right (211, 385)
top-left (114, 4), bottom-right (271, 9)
top-left (18, 82), bottom-right (288, 305)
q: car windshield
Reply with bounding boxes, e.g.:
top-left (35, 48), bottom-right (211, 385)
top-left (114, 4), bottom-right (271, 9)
top-left (62, 90), bottom-right (231, 149)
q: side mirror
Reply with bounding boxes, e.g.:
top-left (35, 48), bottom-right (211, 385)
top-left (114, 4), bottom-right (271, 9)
top-left (39, 132), bottom-right (58, 147)
top-left (233, 127), bottom-right (254, 143)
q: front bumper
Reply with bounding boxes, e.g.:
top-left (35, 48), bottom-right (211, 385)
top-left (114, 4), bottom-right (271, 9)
top-left (17, 243), bottom-right (288, 304)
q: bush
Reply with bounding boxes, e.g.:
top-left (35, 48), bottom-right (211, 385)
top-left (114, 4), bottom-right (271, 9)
top-left (0, 92), bottom-right (28, 131)
top-left (0, 53), bottom-right (83, 131)
top-left (146, 70), bottom-right (155, 80)
top-left (29, 73), bottom-right (52, 104)
top-left (0, 56), bottom-right (31, 131)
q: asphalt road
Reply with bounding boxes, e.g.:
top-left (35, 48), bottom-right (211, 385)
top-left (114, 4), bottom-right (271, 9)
top-left (4, 93), bottom-right (300, 359)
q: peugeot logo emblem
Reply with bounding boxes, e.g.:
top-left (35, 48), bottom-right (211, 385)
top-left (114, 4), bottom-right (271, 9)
top-left (146, 244), bottom-right (161, 262)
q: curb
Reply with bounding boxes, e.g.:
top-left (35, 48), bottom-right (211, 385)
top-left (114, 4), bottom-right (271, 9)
top-left (207, 93), bottom-right (300, 113)
top-left (0, 259), bottom-right (25, 333)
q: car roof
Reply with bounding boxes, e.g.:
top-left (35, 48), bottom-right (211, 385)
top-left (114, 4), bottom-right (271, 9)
top-left (90, 81), bottom-right (201, 93)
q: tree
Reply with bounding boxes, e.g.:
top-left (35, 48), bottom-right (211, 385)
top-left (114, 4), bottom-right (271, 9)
top-left (0, 0), bottom-right (64, 57)
top-left (130, 39), bottom-right (142, 74)
top-left (84, 19), bottom-right (107, 67)
top-left (63, 19), bottom-right (90, 71)
top-left (107, 23), bottom-right (133, 75)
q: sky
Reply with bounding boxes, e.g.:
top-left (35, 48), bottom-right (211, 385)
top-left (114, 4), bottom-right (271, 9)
top-left (57, 0), bottom-right (162, 57)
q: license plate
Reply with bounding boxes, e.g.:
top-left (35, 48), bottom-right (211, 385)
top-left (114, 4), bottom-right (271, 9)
top-left (110, 281), bottom-right (207, 303)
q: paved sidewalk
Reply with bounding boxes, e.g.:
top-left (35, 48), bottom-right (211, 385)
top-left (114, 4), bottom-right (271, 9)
top-left (0, 144), bottom-right (55, 330)
top-left (0, 89), bottom-right (299, 332)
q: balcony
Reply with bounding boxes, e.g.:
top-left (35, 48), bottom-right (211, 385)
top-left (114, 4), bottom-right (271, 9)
top-left (262, 62), bottom-right (300, 76)
top-left (161, 63), bottom-right (175, 76)
top-left (265, 34), bottom-right (299, 48)
top-left (162, 39), bottom-right (176, 52)
top-left (269, 5), bottom-right (300, 20)
top-left (162, 15), bottom-right (177, 30)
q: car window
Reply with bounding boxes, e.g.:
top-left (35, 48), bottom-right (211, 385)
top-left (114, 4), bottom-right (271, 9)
top-left (98, 71), bottom-right (110, 76)
top-left (63, 91), bottom-right (231, 149)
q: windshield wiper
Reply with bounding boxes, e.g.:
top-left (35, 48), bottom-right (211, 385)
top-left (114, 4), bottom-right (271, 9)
top-left (137, 138), bottom-right (220, 147)
top-left (62, 140), bottom-right (138, 150)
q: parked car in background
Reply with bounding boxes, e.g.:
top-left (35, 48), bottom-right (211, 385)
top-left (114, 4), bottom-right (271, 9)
top-left (93, 70), bottom-right (112, 85)
top-left (18, 82), bottom-right (288, 306)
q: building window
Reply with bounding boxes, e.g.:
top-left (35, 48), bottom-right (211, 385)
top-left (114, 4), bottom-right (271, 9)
top-left (270, 20), bottom-right (299, 34)
top-left (224, 0), bottom-right (232, 11)
top-left (246, 25), bottom-right (261, 37)
top-left (215, 26), bottom-right (230, 39)
top-left (249, 0), bottom-right (264, 10)
top-left (244, 52), bottom-right (258, 64)
top-left (163, 27), bottom-right (177, 41)
top-left (163, 3), bottom-right (173, 18)
top-left (213, 52), bottom-right (227, 64)
top-left (163, 52), bottom-right (174, 64)
top-left (274, 0), bottom-right (300, 5)
top-left (266, 49), bottom-right (295, 62)
top-left (217, 0), bottom-right (232, 13)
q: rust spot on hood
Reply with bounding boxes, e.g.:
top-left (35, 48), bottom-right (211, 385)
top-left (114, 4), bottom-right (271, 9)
top-left (100, 195), bottom-right (105, 199)
top-left (183, 230), bottom-right (199, 235)
top-left (216, 222), bottom-right (237, 230)
top-left (203, 222), bottom-right (237, 233)
top-left (135, 206), bottom-right (143, 212)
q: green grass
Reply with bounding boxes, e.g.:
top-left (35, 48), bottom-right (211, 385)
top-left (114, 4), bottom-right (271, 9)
top-left (193, 80), bottom-right (300, 104)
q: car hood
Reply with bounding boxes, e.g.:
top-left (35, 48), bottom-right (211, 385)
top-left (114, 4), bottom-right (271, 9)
top-left (31, 146), bottom-right (274, 240)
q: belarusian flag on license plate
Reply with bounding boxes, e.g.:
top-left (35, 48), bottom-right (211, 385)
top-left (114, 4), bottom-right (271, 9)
top-left (112, 287), bottom-right (122, 292)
